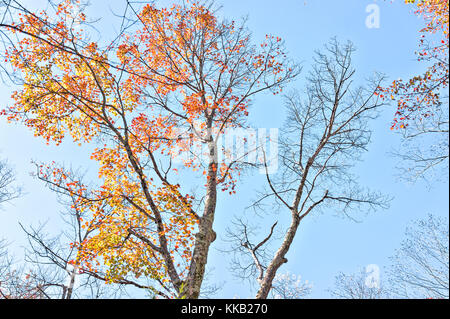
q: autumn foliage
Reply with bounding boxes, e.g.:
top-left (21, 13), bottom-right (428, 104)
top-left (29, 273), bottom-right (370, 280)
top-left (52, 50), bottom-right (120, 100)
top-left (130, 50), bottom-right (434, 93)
top-left (380, 0), bottom-right (449, 129)
top-left (1, 0), bottom-right (297, 298)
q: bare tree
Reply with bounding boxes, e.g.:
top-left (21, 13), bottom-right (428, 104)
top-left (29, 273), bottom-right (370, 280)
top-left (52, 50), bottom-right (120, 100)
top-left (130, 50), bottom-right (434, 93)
top-left (0, 158), bottom-right (20, 208)
top-left (329, 268), bottom-right (388, 299)
top-left (0, 239), bottom-right (51, 299)
top-left (270, 271), bottom-right (312, 299)
top-left (388, 214), bottom-right (449, 299)
top-left (0, 239), bottom-right (15, 298)
top-left (391, 104), bottom-right (449, 184)
top-left (227, 39), bottom-right (390, 299)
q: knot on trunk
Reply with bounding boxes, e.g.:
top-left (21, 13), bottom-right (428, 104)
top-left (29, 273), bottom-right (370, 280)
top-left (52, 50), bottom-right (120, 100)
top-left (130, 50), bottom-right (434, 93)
top-left (208, 229), bottom-right (217, 243)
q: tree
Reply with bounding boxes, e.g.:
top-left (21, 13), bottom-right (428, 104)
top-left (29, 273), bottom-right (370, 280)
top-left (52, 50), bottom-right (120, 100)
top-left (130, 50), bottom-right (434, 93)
top-left (381, 0), bottom-right (449, 182)
top-left (0, 166), bottom-right (129, 299)
top-left (19, 165), bottom-right (132, 299)
top-left (387, 214), bottom-right (449, 299)
top-left (390, 106), bottom-right (448, 183)
top-left (0, 0), bottom-right (299, 298)
top-left (270, 272), bottom-right (312, 299)
top-left (329, 215), bottom-right (449, 299)
top-left (0, 239), bottom-right (51, 299)
top-left (329, 268), bottom-right (388, 299)
top-left (0, 158), bottom-right (20, 208)
top-left (384, 0), bottom-right (448, 130)
top-left (227, 39), bottom-right (389, 299)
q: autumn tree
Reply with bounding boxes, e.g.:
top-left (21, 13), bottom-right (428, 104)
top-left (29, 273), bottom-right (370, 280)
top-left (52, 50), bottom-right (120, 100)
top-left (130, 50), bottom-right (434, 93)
top-left (0, 0), bottom-right (299, 298)
top-left (227, 40), bottom-right (389, 299)
top-left (19, 164), bottom-right (134, 299)
top-left (0, 165), bottom-right (130, 299)
top-left (382, 0), bottom-right (449, 182)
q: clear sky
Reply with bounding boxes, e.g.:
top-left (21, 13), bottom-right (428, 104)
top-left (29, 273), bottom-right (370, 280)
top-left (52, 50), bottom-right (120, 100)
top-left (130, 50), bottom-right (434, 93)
top-left (0, 0), bottom-right (448, 298)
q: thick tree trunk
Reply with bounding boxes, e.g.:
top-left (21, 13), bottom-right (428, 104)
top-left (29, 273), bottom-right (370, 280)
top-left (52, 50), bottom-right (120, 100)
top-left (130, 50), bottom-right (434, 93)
top-left (255, 213), bottom-right (301, 299)
top-left (183, 140), bottom-right (218, 299)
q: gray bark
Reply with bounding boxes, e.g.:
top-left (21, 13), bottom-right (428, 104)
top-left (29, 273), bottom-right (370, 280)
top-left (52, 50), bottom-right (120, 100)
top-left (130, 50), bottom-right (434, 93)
top-left (255, 213), bottom-right (300, 299)
top-left (183, 139), bottom-right (218, 299)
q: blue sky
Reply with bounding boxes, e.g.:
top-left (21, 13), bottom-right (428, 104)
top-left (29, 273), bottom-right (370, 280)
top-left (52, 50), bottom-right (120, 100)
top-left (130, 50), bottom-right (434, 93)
top-left (0, 0), bottom-right (448, 298)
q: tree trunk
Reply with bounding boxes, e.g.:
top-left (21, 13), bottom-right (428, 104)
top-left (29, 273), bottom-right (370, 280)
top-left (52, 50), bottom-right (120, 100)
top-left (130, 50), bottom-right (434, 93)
top-left (255, 213), bottom-right (301, 299)
top-left (66, 264), bottom-right (78, 299)
top-left (183, 140), bottom-right (218, 299)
